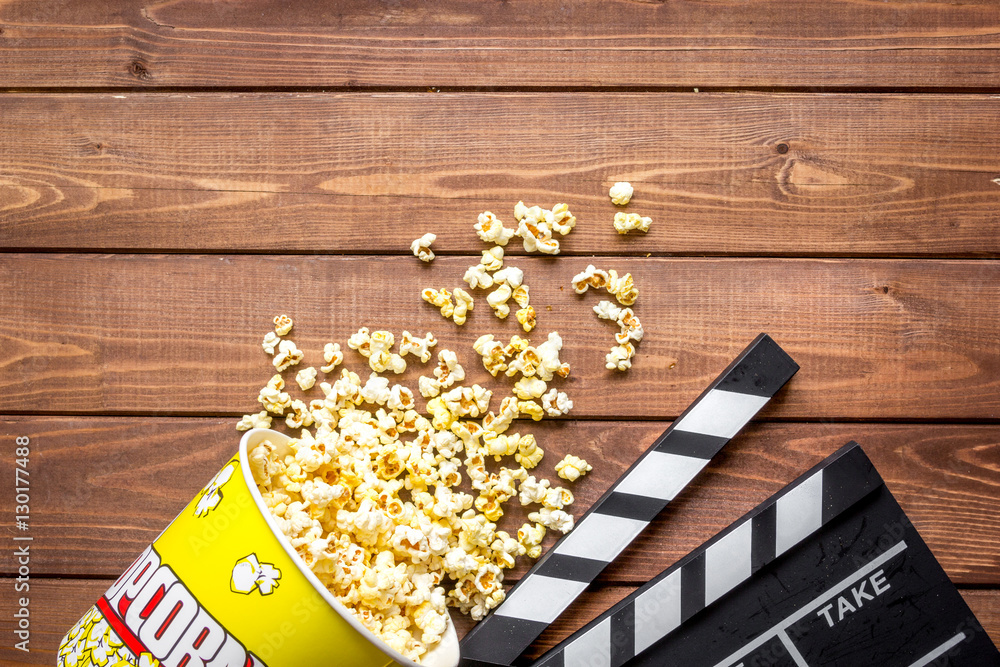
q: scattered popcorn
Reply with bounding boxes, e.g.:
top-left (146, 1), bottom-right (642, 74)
top-left (348, 327), bottom-right (372, 357)
top-left (541, 388), bottom-right (573, 417)
top-left (452, 288), bottom-right (474, 326)
top-left (613, 212), bottom-right (652, 235)
top-left (399, 331), bottom-right (437, 363)
top-left (463, 264), bottom-right (494, 290)
top-left (475, 212), bottom-right (516, 246)
top-left (411, 232), bottom-right (437, 262)
top-left (262, 331), bottom-right (281, 355)
top-left (473, 334), bottom-right (508, 377)
top-left (273, 339), bottom-right (304, 371)
top-left (492, 266), bottom-right (524, 289)
top-left (555, 454), bottom-right (592, 482)
top-left (480, 246), bottom-right (505, 272)
top-left (609, 181), bottom-right (634, 206)
top-left (606, 342), bottom-right (636, 371)
top-left (273, 314), bottom-right (294, 336)
top-left (236, 410), bottom-right (273, 431)
top-left (535, 331), bottom-right (571, 381)
top-left (517, 522), bottom-right (546, 559)
top-left (514, 434), bottom-right (544, 469)
top-left (606, 269), bottom-right (639, 306)
top-left (593, 299), bottom-right (622, 321)
top-left (442, 385), bottom-right (493, 418)
top-left (513, 376), bottom-right (548, 400)
top-left (518, 400), bottom-right (545, 422)
top-left (434, 349), bottom-right (465, 389)
top-left (571, 264), bottom-right (610, 294)
top-left (486, 283), bottom-right (513, 319)
top-left (422, 288), bottom-right (455, 320)
top-left (320, 343), bottom-right (344, 373)
top-left (296, 366), bottom-right (318, 391)
top-left (258, 374), bottom-right (291, 414)
top-left (518, 475), bottom-right (551, 505)
top-left (549, 203), bottom-right (577, 236)
top-left (528, 507), bottom-right (574, 534)
top-left (515, 306), bottom-right (536, 333)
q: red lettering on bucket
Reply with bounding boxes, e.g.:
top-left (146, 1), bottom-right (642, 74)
top-left (97, 545), bottom-right (266, 667)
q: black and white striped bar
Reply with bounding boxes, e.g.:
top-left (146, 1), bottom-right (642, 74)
top-left (531, 443), bottom-right (1000, 667)
top-left (458, 334), bottom-right (799, 666)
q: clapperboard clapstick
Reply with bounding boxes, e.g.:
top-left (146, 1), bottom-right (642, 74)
top-left (458, 334), bottom-right (799, 666)
top-left (532, 443), bottom-right (1000, 667)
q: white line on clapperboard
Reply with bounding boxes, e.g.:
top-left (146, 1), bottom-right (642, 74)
top-left (718, 541), bottom-right (908, 667)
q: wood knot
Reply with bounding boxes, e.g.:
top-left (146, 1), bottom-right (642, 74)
top-left (128, 59), bottom-right (151, 80)
top-left (776, 143), bottom-right (789, 154)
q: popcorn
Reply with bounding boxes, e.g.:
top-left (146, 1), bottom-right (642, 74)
top-left (614, 308), bottom-right (644, 344)
top-left (399, 331), bottom-right (437, 363)
top-left (285, 399), bottom-right (314, 429)
top-left (513, 376), bottom-right (547, 400)
top-left (549, 203), bottom-right (576, 236)
top-left (273, 339), bottom-right (304, 371)
top-left (515, 306), bottom-right (536, 333)
top-left (442, 385), bottom-right (493, 418)
top-left (594, 299), bottom-right (622, 322)
top-left (296, 366), bottom-right (318, 391)
top-left (528, 507), bottom-right (574, 534)
top-left (518, 400), bottom-right (545, 422)
top-left (258, 374), bottom-right (291, 414)
top-left (514, 434), bottom-right (544, 469)
top-left (483, 396), bottom-right (519, 435)
top-left (463, 264), bottom-right (494, 290)
top-left (452, 288), bottom-right (474, 326)
top-left (536, 331), bottom-right (571, 381)
top-left (273, 314), bottom-right (294, 336)
top-left (473, 334), bottom-right (508, 377)
top-left (613, 211), bottom-right (652, 234)
top-left (492, 266), bottom-right (523, 289)
top-left (421, 288), bottom-right (455, 319)
top-left (480, 246), bottom-right (505, 272)
top-left (555, 454), bottom-right (592, 482)
top-left (418, 375), bottom-right (441, 399)
top-left (609, 181), bottom-right (634, 206)
top-left (606, 269), bottom-right (639, 306)
top-left (361, 372), bottom-right (392, 405)
top-left (486, 283), bottom-right (512, 319)
top-left (388, 384), bottom-right (416, 412)
top-left (518, 475), bottom-right (550, 505)
top-left (606, 342), bottom-right (636, 371)
top-left (541, 388), bottom-right (573, 416)
top-left (475, 212), bottom-right (516, 246)
top-left (348, 327), bottom-right (372, 357)
top-left (571, 264), bottom-right (610, 294)
top-left (542, 486), bottom-right (575, 510)
top-left (410, 232), bottom-right (437, 262)
top-left (433, 349), bottom-right (465, 389)
top-left (517, 522), bottom-right (546, 559)
top-left (320, 343), bottom-right (344, 373)
top-left (262, 331), bottom-right (281, 355)
top-left (236, 410), bottom-right (273, 431)
top-left (516, 218), bottom-right (560, 255)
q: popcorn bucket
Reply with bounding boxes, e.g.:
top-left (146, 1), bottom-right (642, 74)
top-left (57, 428), bottom-right (460, 667)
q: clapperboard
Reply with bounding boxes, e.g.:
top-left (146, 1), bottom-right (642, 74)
top-left (459, 335), bottom-right (1000, 667)
top-left (529, 443), bottom-right (1000, 667)
top-left (460, 333), bottom-right (801, 666)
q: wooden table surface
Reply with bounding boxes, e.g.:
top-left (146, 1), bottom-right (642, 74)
top-left (2, 1), bottom-right (999, 664)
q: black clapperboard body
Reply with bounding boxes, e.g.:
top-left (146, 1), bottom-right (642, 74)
top-left (531, 443), bottom-right (1000, 667)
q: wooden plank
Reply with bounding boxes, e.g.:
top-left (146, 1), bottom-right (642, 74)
top-left (2, 93), bottom-right (999, 256)
top-left (1, 254), bottom-right (998, 419)
top-left (1, 1), bottom-right (999, 89)
top-left (2, 417), bottom-right (998, 585)
top-left (0, 579), bottom-right (997, 665)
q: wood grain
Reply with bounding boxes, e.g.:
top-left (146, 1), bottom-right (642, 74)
top-left (0, 578), bottom-right (997, 665)
top-left (2, 254), bottom-right (998, 419)
top-left (1, 1), bottom-right (999, 90)
top-left (2, 93), bottom-right (1000, 255)
top-left (2, 417), bottom-right (998, 585)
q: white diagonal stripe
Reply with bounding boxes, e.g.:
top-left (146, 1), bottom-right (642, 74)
top-left (776, 470), bottom-right (823, 556)
top-left (705, 520), bottom-right (753, 605)
top-left (494, 575), bottom-right (589, 625)
top-left (563, 616), bottom-right (611, 667)
top-left (634, 569), bottom-right (682, 654)
top-left (672, 389), bottom-right (771, 439)
top-left (554, 513), bottom-right (648, 562)
top-left (614, 451), bottom-right (707, 502)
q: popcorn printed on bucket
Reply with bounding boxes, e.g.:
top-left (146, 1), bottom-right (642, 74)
top-left (242, 320), bottom-right (581, 662)
top-left (58, 606), bottom-right (153, 667)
